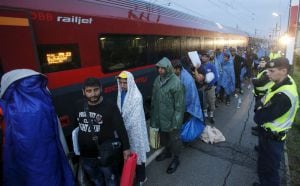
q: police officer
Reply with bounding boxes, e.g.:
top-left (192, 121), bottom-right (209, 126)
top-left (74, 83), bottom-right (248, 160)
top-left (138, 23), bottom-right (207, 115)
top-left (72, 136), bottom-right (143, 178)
top-left (251, 56), bottom-right (274, 135)
top-left (253, 57), bottom-right (299, 186)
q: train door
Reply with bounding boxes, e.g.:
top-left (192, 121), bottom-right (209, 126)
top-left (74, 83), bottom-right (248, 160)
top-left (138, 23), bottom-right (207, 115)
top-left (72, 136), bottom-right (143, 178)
top-left (0, 9), bottom-right (39, 77)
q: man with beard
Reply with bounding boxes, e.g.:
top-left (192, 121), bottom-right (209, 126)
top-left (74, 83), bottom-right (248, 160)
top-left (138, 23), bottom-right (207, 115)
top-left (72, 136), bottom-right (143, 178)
top-left (74, 77), bottom-right (130, 185)
top-left (150, 57), bottom-right (185, 174)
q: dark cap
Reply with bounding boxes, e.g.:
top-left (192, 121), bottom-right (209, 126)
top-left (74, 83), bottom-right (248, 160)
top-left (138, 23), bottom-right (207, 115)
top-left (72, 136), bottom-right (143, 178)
top-left (199, 50), bottom-right (209, 57)
top-left (266, 57), bottom-right (290, 69)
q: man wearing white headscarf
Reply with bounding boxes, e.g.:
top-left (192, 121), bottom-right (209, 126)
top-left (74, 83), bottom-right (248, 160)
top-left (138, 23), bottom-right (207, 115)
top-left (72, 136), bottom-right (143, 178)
top-left (116, 71), bottom-right (150, 184)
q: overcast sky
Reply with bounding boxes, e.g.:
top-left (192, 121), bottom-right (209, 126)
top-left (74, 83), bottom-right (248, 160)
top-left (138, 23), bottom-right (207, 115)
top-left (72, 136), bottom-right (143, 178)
top-left (143, 0), bottom-right (291, 38)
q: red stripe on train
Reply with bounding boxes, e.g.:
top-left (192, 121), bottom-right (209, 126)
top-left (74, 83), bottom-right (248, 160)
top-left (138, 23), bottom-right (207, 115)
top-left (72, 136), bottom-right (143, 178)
top-left (46, 64), bottom-right (155, 89)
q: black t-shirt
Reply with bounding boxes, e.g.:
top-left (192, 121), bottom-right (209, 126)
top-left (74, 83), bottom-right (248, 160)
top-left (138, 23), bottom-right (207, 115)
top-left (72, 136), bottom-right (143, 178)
top-left (74, 99), bottom-right (129, 157)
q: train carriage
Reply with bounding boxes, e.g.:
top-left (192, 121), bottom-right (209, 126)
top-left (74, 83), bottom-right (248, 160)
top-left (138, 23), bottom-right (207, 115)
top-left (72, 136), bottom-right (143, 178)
top-left (0, 0), bottom-right (248, 138)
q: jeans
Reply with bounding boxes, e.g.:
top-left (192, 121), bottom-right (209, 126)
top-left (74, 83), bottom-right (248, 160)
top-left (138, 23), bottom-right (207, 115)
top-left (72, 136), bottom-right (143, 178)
top-left (257, 131), bottom-right (284, 186)
top-left (81, 158), bottom-right (118, 186)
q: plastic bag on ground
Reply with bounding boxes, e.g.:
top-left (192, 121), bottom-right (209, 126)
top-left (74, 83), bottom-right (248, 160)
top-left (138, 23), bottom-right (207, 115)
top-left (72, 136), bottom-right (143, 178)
top-left (200, 125), bottom-right (226, 144)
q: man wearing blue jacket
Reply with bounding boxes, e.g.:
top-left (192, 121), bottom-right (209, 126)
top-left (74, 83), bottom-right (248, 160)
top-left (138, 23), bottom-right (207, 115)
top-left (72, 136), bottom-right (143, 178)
top-left (200, 51), bottom-right (218, 124)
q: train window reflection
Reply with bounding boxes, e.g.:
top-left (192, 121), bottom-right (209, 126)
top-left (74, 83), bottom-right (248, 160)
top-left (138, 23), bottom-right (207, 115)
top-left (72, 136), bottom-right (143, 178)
top-left (100, 34), bottom-right (148, 73)
top-left (38, 44), bottom-right (81, 73)
top-left (99, 34), bottom-right (183, 73)
top-left (99, 34), bottom-right (237, 73)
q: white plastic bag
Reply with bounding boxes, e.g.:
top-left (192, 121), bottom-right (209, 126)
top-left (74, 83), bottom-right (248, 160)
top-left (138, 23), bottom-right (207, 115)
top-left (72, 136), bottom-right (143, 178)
top-left (72, 127), bottom-right (80, 155)
top-left (149, 127), bottom-right (160, 149)
top-left (200, 125), bottom-right (225, 144)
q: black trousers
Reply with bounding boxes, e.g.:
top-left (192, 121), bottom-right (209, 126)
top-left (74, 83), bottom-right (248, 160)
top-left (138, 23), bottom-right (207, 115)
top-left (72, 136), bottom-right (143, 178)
top-left (160, 130), bottom-right (181, 156)
top-left (136, 163), bottom-right (146, 182)
top-left (257, 131), bottom-right (284, 186)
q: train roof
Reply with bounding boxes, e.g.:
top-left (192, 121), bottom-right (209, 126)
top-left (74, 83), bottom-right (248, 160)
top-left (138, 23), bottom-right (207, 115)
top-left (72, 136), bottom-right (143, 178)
top-left (0, 0), bottom-right (249, 37)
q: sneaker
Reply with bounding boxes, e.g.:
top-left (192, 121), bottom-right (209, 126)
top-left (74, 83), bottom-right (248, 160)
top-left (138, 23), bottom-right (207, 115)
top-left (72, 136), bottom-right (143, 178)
top-left (239, 90), bottom-right (244, 94)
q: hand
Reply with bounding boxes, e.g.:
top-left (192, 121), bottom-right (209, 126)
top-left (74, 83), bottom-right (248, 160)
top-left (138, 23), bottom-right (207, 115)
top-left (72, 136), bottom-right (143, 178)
top-left (195, 73), bottom-right (205, 83)
top-left (123, 149), bottom-right (131, 161)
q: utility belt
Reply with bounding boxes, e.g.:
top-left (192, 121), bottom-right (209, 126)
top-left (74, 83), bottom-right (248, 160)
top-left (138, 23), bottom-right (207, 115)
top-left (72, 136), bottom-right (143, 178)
top-left (260, 127), bottom-right (286, 141)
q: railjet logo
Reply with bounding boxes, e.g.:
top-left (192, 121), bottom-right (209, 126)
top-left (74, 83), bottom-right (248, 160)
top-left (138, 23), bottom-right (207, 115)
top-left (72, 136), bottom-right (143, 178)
top-left (57, 15), bottom-right (93, 24)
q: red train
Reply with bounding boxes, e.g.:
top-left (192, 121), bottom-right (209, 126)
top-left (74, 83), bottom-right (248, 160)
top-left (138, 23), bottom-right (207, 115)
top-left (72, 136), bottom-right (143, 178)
top-left (0, 0), bottom-right (248, 136)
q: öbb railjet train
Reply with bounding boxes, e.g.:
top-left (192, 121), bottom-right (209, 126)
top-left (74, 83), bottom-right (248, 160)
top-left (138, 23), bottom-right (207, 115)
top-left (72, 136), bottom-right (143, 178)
top-left (0, 0), bottom-right (248, 138)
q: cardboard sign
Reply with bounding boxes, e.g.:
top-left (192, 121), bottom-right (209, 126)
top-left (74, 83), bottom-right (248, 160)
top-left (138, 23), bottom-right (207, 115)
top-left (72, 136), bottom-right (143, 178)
top-left (188, 51), bottom-right (201, 67)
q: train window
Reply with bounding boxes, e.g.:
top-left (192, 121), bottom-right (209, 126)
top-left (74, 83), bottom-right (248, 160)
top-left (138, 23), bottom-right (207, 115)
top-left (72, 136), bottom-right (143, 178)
top-left (99, 34), bottom-right (196, 73)
top-left (100, 34), bottom-right (148, 72)
top-left (154, 36), bottom-right (181, 60)
top-left (38, 44), bottom-right (81, 73)
top-left (204, 37), bottom-right (214, 49)
top-left (186, 37), bottom-right (201, 52)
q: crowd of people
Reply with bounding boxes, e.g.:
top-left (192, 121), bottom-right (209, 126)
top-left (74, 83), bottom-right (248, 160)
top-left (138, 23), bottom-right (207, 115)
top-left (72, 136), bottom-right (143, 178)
top-left (0, 44), bottom-right (298, 186)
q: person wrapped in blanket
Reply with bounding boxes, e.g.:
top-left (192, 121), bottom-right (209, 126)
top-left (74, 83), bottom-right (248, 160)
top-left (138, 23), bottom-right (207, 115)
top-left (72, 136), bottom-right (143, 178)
top-left (1, 69), bottom-right (74, 186)
top-left (116, 71), bottom-right (150, 185)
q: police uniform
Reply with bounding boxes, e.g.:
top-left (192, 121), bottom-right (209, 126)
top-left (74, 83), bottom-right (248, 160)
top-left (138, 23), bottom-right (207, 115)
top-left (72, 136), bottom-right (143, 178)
top-left (253, 58), bottom-right (299, 186)
top-left (252, 69), bottom-right (274, 108)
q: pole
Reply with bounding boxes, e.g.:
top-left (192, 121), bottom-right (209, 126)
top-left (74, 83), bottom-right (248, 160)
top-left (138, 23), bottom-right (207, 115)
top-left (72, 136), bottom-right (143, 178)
top-left (279, 14), bottom-right (282, 36)
top-left (275, 23), bottom-right (278, 39)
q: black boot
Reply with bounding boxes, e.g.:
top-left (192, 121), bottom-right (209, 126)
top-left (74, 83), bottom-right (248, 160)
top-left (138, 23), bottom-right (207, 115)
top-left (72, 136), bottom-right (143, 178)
top-left (251, 130), bottom-right (259, 136)
top-left (166, 156), bottom-right (180, 174)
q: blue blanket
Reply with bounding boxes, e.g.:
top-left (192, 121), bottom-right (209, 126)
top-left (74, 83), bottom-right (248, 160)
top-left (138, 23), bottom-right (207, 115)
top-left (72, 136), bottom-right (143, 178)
top-left (2, 75), bottom-right (74, 186)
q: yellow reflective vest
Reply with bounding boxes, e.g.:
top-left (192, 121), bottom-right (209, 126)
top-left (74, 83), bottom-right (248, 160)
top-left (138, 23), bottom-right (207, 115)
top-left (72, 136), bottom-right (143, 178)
top-left (269, 52), bottom-right (281, 61)
top-left (253, 70), bottom-right (274, 96)
top-left (261, 76), bottom-right (299, 140)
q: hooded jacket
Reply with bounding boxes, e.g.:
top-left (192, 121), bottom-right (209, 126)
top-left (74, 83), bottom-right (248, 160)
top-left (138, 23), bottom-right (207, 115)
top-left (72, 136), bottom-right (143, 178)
top-left (150, 57), bottom-right (185, 132)
top-left (1, 69), bottom-right (74, 186)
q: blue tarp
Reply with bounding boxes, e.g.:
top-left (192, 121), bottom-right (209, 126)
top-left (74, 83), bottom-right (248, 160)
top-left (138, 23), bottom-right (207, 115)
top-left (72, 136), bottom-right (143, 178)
top-left (2, 74), bottom-right (74, 186)
top-left (179, 68), bottom-right (205, 142)
top-left (219, 57), bottom-right (236, 95)
top-left (180, 68), bottom-right (203, 121)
